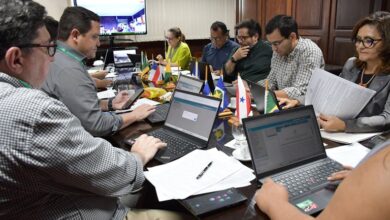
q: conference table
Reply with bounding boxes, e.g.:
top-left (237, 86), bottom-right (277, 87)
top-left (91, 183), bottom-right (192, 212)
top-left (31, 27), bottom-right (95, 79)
top-left (108, 113), bottom-right (359, 220)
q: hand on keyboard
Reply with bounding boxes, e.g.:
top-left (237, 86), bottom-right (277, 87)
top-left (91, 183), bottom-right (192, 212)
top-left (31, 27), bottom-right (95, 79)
top-left (255, 178), bottom-right (288, 213)
top-left (131, 134), bottom-right (167, 165)
top-left (327, 165), bottom-right (353, 182)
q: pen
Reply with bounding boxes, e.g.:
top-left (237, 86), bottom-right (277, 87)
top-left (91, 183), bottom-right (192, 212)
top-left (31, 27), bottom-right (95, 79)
top-left (196, 161), bottom-right (213, 180)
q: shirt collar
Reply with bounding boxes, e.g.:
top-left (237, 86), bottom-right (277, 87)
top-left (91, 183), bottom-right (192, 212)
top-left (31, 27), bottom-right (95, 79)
top-left (56, 41), bottom-right (87, 65)
top-left (0, 72), bottom-right (29, 88)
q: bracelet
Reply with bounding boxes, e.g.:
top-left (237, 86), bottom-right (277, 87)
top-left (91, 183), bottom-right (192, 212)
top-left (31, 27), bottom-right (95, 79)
top-left (108, 98), bottom-right (114, 111)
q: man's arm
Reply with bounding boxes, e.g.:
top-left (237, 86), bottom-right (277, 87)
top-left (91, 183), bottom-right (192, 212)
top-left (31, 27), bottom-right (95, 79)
top-left (225, 46), bottom-right (250, 75)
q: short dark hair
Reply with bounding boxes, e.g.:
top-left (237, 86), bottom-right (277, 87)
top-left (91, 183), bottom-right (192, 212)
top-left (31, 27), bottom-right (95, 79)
top-left (235, 19), bottom-right (262, 37)
top-left (352, 11), bottom-right (390, 73)
top-left (265, 15), bottom-right (299, 38)
top-left (211, 21), bottom-right (229, 36)
top-left (168, 27), bottom-right (186, 42)
top-left (58, 6), bottom-right (100, 41)
top-left (0, 0), bottom-right (46, 60)
top-left (44, 16), bottom-right (59, 41)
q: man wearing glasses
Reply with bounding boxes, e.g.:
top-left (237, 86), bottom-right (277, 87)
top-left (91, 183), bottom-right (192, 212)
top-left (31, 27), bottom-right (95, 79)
top-left (225, 19), bottom-right (273, 82)
top-left (258, 15), bottom-right (325, 100)
top-left (201, 21), bottom-right (239, 82)
top-left (41, 6), bottom-right (156, 137)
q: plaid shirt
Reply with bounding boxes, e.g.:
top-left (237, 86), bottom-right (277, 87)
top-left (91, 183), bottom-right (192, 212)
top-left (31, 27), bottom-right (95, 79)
top-left (259, 38), bottom-right (325, 99)
top-left (0, 73), bottom-right (144, 219)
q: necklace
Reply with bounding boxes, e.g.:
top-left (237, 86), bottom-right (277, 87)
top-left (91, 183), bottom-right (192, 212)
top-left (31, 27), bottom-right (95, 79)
top-left (359, 68), bottom-right (376, 88)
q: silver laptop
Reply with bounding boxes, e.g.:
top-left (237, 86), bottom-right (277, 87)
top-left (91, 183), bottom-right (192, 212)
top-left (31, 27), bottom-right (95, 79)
top-left (149, 89), bottom-right (221, 163)
top-left (242, 105), bottom-right (343, 215)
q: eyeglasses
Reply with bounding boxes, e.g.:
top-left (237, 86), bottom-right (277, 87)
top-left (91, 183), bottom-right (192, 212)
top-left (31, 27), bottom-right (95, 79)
top-left (165, 36), bottom-right (175, 41)
top-left (352, 37), bottom-right (382, 48)
top-left (210, 36), bottom-right (226, 42)
top-left (269, 38), bottom-right (287, 47)
top-left (236, 35), bottom-right (251, 41)
top-left (17, 42), bottom-right (57, 57)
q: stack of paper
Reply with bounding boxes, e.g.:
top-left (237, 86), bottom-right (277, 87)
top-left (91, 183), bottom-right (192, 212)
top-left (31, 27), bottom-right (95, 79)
top-left (97, 89), bottom-right (116, 100)
top-left (326, 142), bottom-right (370, 167)
top-left (115, 98), bottom-right (160, 114)
top-left (320, 130), bottom-right (380, 144)
top-left (144, 148), bottom-right (255, 201)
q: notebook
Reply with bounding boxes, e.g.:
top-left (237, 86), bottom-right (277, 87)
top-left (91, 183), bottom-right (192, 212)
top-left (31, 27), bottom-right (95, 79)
top-left (146, 75), bottom-right (204, 124)
top-left (242, 105), bottom-right (343, 215)
top-left (149, 89), bottom-right (221, 163)
top-left (247, 80), bottom-right (281, 114)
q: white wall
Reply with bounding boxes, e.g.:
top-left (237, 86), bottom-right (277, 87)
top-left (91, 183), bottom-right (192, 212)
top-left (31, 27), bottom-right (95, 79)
top-left (35, 0), bottom-right (71, 20)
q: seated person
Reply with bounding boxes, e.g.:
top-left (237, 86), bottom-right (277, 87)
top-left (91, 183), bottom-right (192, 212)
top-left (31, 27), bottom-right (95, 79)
top-left (258, 15), bottom-right (325, 100)
top-left (279, 11), bottom-right (390, 133)
top-left (0, 1), bottom-right (193, 219)
top-left (225, 19), bottom-right (272, 82)
top-left (201, 21), bottom-right (239, 81)
top-left (156, 27), bottom-right (192, 70)
top-left (255, 140), bottom-right (390, 220)
top-left (41, 7), bottom-right (155, 137)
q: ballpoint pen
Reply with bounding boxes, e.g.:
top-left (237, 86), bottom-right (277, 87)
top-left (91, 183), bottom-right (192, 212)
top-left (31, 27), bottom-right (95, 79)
top-left (196, 161), bottom-right (213, 180)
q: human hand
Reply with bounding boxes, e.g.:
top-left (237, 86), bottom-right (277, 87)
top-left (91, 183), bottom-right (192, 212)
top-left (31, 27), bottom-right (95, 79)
top-left (91, 70), bottom-right (108, 79)
top-left (327, 166), bottom-right (353, 181)
top-left (131, 134), bottom-right (167, 165)
top-left (255, 178), bottom-right (289, 214)
top-left (277, 97), bottom-right (300, 109)
top-left (318, 114), bottom-right (346, 132)
top-left (131, 104), bottom-right (156, 121)
top-left (156, 54), bottom-right (164, 62)
top-left (112, 90), bottom-right (130, 110)
top-left (233, 46), bottom-right (250, 61)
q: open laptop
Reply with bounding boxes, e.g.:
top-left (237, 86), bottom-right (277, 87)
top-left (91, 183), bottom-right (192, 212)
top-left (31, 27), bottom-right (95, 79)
top-left (149, 89), bottom-right (221, 163)
top-left (113, 49), bottom-right (136, 68)
top-left (247, 80), bottom-right (281, 114)
top-left (146, 75), bottom-right (204, 124)
top-left (190, 61), bottom-right (215, 92)
top-left (242, 105), bottom-right (344, 215)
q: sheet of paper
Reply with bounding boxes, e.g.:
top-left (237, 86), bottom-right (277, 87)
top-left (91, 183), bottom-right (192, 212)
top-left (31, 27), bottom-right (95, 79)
top-left (305, 68), bottom-right (376, 119)
top-left (115, 98), bottom-right (160, 113)
top-left (326, 142), bottom-right (370, 167)
top-left (105, 72), bottom-right (117, 78)
top-left (320, 130), bottom-right (380, 144)
top-left (97, 89), bottom-right (116, 100)
top-left (144, 148), bottom-right (248, 201)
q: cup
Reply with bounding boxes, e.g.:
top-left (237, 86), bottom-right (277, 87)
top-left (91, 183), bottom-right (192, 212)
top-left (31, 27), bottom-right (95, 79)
top-left (230, 97), bottom-right (236, 108)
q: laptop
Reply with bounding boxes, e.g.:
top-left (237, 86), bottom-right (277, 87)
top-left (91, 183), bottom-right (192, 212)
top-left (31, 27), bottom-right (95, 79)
top-left (149, 89), bottom-right (221, 163)
top-left (146, 75), bottom-right (204, 124)
top-left (247, 80), bottom-right (281, 114)
top-left (113, 49), bottom-right (136, 68)
top-left (242, 105), bottom-right (344, 215)
top-left (190, 61), bottom-right (215, 92)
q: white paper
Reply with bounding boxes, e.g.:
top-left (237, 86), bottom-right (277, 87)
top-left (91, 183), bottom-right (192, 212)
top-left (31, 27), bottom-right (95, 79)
top-left (326, 142), bottom-right (370, 167)
top-left (305, 68), bottom-right (376, 119)
top-left (105, 72), bottom-right (117, 78)
top-left (144, 148), bottom-right (250, 201)
top-left (320, 130), bottom-right (380, 144)
top-left (115, 98), bottom-right (160, 113)
top-left (97, 89), bottom-right (116, 100)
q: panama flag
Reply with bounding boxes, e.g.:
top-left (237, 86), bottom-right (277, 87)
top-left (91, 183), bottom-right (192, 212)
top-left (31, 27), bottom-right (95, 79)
top-left (148, 62), bottom-right (162, 84)
top-left (236, 74), bottom-right (251, 121)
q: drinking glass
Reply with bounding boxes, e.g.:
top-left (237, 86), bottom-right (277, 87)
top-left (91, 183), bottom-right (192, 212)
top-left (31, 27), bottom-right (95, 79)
top-left (231, 122), bottom-right (245, 149)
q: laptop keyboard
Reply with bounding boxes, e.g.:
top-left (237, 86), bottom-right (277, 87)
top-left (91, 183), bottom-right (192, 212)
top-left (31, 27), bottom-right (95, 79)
top-left (148, 103), bottom-right (170, 122)
top-left (272, 159), bottom-right (343, 198)
top-left (150, 129), bottom-right (200, 162)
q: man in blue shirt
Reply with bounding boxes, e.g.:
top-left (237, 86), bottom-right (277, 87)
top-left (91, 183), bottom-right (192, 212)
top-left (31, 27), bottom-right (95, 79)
top-left (201, 21), bottom-right (239, 82)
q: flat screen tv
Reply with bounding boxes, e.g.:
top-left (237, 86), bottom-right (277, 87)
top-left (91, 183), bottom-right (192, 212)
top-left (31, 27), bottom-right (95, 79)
top-left (73, 0), bottom-right (147, 36)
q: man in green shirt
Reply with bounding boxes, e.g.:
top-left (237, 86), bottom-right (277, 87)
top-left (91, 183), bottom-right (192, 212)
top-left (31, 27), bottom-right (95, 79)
top-left (225, 19), bottom-right (272, 82)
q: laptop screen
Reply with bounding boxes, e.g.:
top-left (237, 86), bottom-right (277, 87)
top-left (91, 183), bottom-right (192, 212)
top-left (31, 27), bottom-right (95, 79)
top-left (176, 75), bottom-right (203, 93)
top-left (113, 49), bottom-right (136, 65)
top-left (165, 90), bottom-right (221, 141)
top-left (243, 106), bottom-right (325, 177)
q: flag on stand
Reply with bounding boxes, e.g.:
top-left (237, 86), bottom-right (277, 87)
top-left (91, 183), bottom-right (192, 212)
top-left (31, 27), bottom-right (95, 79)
top-left (264, 79), bottom-right (279, 114)
top-left (148, 62), bottom-right (162, 85)
top-left (192, 60), bottom-right (200, 79)
top-left (164, 60), bottom-right (172, 83)
top-left (202, 65), bottom-right (212, 95)
top-left (236, 74), bottom-right (251, 121)
top-left (214, 77), bottom-right (229, 112)
top-left (140, 51), bottom-right (150, 76)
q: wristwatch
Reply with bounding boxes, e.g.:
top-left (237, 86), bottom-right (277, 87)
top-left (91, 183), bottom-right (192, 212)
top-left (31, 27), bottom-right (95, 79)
top-left (230, 56), bottom-right (237, 63)
top-left (108, 98), bottom-right (114, 111)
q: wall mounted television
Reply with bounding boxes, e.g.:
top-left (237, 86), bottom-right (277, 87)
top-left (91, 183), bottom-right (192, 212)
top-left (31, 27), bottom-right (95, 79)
top-left (73, 0), bottom-right (147, 36)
